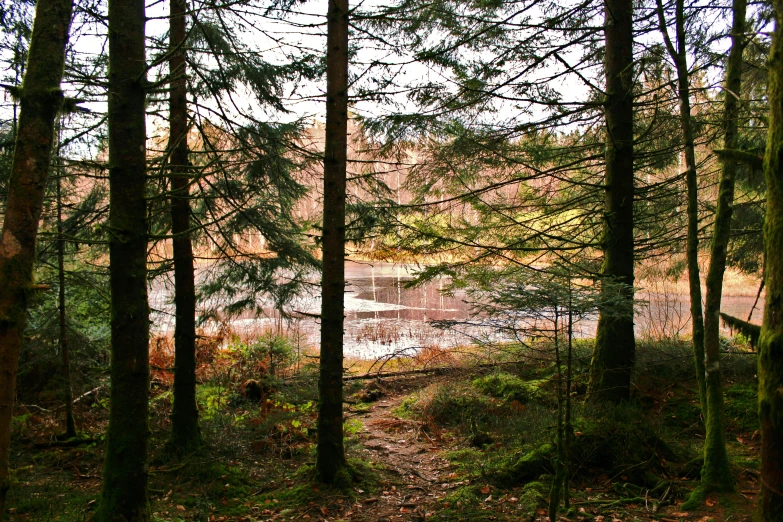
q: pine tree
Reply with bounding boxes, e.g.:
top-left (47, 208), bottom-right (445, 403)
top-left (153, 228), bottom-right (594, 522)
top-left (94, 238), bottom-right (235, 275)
top-left (165, 0), bottom-right (202, 456)
top-left (686, 0), bottom-right (747, 504)
top-left (94, 0), bottom-right (151, 518)
top-left (316, 0), bottom-right (350, 484)
top-left (55, 136), bottom-right (77, 439)
top-left (588, 0), bottom-right (636, 403)
top-left (655, 0), bottom-right (707, 414)
top-left (0, 0), bottom-right (73, 515)
top-left (757, 0), bottom-right (783, 515)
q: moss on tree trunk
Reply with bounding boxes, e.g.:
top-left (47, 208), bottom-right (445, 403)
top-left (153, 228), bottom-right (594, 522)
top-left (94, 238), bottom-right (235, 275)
top-left (316, 0), bottom-right (350, 484)
top-left (757, 0), bottom-right (783, 516)
top-left (0, 0), bottom-right (73, 516)
top-left (589, 0), bottom-right (636, 403)
top-left (166, 0), bottom-right (202, 456)
top-left (683, 0), bottom-right (747, 504)
top-left (94, 0), bottom-right (151, 519)
top-left (656, 0), bottom-right (708, 415)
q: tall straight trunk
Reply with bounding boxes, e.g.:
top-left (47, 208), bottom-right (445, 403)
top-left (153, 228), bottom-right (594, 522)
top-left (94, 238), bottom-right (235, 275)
top-left (757, 0), bottom-right (783, 516)
top-left (564, 300), bottom-right (573, 510)
top-left (166, 0), bottom-right (201, 455)
top-left (549, 309), bottom-right (564, 521)
top-left (0, 0), bottom-right (73, 516)
top-left (94, 0), bottom-right (150, 519)
top-left (57, 161), bottom-right (77, 439)
top-left (316, 0), bottom-right (349, 484)
top-left (688, 0), bottom-right (747, 500)
top-left (589, 0), bottom-right (635, 403)
top-left (656, 0), bottom-right (707, 415)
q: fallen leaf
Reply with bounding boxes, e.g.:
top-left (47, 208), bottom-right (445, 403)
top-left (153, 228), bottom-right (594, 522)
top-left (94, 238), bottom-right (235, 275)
top-left (705, 498), bottom-right (717, 507)
top-left (480, 485), bottom-right (491, 495)
top-left (176, 505), bottom-right (185, 512)
top-left (670, 512), bottom-right (690, 517)
top-left (484, 495), bottom-right (492, 502)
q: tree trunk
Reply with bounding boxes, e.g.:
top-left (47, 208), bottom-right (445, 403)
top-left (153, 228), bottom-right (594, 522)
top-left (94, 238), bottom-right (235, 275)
top-left (757, 0), bottom-right (783, 516)
top-left (94, 0), bottom-right (151, 519)
top-left (589, 0), bottom-right (636, 403)
top-left (316, 0), bottom-right (350, 484)
top-left (656, 0), bottom-right (707, 415)
top-left (57, 161), bottom-right (77, 439)
top-left (549, 309), bottom-right (564, 520)
top-left (0, 0), bottom-right (73, 516)
top-left (166, 0), bottom-right (201, 455)
top-left (688, 0), bottom-right (746, 501)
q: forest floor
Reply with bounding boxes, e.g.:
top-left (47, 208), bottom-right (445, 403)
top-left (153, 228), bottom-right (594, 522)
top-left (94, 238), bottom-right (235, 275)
top-left (7, 340), bottom-right (761, 521)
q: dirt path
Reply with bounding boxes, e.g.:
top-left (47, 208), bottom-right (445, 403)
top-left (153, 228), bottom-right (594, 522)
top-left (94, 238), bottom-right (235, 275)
top-left (347, 380), bottom-right (453, 521)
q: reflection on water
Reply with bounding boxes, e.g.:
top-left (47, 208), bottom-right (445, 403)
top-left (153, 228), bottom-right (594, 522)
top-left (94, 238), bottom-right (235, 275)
top-left (150, 261), bottom-right (765, 360)
top-left (234, 262), bottom-right (481, 359)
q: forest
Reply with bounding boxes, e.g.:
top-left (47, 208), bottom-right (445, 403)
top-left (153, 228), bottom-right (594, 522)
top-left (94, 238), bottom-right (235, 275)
top-left (0, 0), bottom-right (781, 519)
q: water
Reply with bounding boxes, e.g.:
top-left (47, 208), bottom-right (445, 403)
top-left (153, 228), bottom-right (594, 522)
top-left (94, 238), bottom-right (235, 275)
top-left (225, 262), bottom-right (481, 358)
top-left (150, 262), bottom-right (765, 360)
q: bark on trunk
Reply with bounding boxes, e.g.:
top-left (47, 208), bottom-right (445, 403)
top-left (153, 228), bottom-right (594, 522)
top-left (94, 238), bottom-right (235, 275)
top-left (589, 0), bottom-right (636, 403)
top-left (316, 0), bottom-right (350, 484)
top-left (757, 0), bottom-right (783, 516)
top-left (0, 0), bottom-right (73, 516)
top-left (167, 0), bottom-right (201, 455)
top-left (656, 0), bottom-right (707, 415)
top-left (94, 0), bottom-right (151, 519)
top-left (691, 0), bottom-right (746, 499)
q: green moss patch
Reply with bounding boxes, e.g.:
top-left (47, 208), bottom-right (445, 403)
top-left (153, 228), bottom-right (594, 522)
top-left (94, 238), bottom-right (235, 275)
top-left (472, 373), bottom-right (547, 403)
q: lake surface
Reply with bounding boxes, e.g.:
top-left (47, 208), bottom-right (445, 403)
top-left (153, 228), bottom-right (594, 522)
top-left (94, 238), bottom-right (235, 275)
top-left (150, 261), bottom-right (764, 360)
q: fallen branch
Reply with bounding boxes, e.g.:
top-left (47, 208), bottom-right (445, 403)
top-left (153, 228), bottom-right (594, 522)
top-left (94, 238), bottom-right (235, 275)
top-left (343, 359), bottom-right (528, 381)
top-left (344, 366), bottom-right (449, 381)
top-left (33, 438), bottom-right (96, 449)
